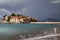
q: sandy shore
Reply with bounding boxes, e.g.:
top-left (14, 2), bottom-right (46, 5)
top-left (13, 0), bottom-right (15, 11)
top-left (30, 22), bottom-right (60, 24)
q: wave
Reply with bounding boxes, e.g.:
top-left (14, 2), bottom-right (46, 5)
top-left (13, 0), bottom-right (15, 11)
top-left (22, 33), bottom-right (60, 40)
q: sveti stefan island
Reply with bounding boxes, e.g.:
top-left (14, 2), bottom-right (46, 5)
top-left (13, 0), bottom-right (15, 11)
top-left (0, 13), bottom-right (38, 24)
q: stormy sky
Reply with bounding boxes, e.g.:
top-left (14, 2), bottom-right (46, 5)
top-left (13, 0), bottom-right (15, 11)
top-left (0, 0), bottom-right (60, 20)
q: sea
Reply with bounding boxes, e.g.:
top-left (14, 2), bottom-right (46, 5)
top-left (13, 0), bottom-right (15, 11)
top-left (0, 24), bottom-right (60, 40)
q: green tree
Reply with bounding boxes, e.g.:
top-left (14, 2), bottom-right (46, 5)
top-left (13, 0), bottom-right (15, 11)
top-left (11, 13), bottom-right (16, 16)
top-left (3, 15), bottom-right (7, 20)
top-left (30, 18), bottom-right (38, 22)
top-left (3, 15), bottom-right (7, 18)
top-left (17, 14), bottom-right (20, 16)
top-left (17, 14), bottom-right (23, 16)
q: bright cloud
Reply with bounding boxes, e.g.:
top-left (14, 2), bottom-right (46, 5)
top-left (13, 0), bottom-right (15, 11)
top-left (1, 9), bottom-right (11, 13)
top-left (17, 6), bottom-right (30, 14)
top-left (51, 0), bottom-right (60, 3)
top-left (0, 8), bottom-right (11, 18)
top-left (19, 8), bottom-right (27, 14)
top-left (0, 0), bottom-right (30, 13)
top-left (0, 0), bottom-right (30, 4)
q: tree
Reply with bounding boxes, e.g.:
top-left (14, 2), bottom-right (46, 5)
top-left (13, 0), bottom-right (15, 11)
top-left (17, 14), bottom-right (20, 16)
top-left (3, 15), bottom-right (7, 21)
top-left (3, 15), bottom-right (7, 18)
top-left (30, 18), bottom-right (38, 22)
top-left (17, 14), bottom-right (23, 16)
top-left (11, 13), bottom-right (16, 16)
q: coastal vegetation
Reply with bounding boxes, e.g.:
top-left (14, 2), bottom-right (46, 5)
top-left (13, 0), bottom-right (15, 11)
top-left (0, 13), bottom-right (38, 23)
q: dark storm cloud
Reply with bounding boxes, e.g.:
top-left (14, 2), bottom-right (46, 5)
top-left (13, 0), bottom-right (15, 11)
top-left (24, 0), bottom-right (60, 20)
top-left (0, 0), bottom-right (60, 20)
top-left (24, 0), bottom-right (54, 20)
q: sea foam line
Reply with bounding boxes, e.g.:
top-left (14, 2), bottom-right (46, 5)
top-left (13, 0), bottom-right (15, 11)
top-left (24, 33), bottom-right (60, 40)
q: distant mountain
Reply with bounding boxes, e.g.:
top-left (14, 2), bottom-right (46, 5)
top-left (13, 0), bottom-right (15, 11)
top-left (40, 18), bottom-right (60, 22)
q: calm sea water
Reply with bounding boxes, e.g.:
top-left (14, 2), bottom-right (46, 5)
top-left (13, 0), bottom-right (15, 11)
top-left (0, 24), bottom-right (60, 40)
top-left (0, 24), bottom-right (59, 35)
